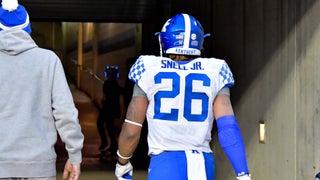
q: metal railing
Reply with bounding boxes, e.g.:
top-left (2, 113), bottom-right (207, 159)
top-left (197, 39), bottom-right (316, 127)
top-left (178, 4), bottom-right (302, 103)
top-left (69, 58), bottom-right (104, 107)
top-left (70, 58), bottom-right (104, 84)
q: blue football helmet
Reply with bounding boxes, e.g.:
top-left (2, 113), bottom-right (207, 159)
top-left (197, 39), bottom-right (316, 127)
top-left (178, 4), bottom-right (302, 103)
top-left (104, 65), bottom-right (120, 79)
top-left (157, 13), bottom-right (210, 57)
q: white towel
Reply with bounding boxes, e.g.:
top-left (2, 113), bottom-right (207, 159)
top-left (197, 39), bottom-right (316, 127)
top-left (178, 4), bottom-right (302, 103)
top-left (185, 150), bottom-right (207, 180)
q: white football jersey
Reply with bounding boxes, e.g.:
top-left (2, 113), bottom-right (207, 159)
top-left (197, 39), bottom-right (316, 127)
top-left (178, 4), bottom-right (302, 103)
top-left (128, 55), bottom-right (234, 155)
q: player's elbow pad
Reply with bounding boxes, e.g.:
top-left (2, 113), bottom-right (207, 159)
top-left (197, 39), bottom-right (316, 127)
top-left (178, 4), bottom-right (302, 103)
top-left (216, 115), bottom-right (249, 177)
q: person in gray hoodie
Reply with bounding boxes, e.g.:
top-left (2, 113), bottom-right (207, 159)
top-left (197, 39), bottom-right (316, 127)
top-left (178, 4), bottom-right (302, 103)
top-left (0, 0), bottom-right (84, 180)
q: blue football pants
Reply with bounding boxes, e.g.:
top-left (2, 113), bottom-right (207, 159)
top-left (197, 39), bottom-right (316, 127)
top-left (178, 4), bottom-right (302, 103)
top-left (148, 151), bottom-right (215, 180)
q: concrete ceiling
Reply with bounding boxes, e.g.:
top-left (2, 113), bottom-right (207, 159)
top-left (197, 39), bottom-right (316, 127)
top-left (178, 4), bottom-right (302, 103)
top-left (20, 0), bottom-right (171, 22)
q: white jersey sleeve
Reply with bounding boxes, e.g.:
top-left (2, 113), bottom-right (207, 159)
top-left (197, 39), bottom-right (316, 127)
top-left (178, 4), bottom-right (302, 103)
top-left (128, 55), bottom-right (234, 155)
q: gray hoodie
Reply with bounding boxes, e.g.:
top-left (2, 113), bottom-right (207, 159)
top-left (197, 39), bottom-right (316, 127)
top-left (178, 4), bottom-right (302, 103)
top-left (0, 29), bottom-right (84, 177)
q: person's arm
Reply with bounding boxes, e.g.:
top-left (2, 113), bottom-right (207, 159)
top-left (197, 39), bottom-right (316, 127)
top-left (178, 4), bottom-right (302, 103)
top-left (213, 93), bottom-right (251, 179)
top-left (51, 58), bottom-right (84, 178)
top-left (115, 92), bottom-right (148, 180)
top-left (101, 81), bottom-right (107, 105)
top-left (117, 95), bottom-right (148, 165)
top-left (62, 159), bottom-right (81, 180)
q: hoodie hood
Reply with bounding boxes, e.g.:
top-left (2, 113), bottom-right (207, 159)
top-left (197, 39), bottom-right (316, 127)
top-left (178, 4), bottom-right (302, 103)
top-left (0, 29), bottom-right (37, 55)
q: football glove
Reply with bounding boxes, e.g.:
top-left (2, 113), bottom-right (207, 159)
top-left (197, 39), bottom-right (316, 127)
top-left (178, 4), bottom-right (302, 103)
top-left (115, 161), bottom-right (133, 180)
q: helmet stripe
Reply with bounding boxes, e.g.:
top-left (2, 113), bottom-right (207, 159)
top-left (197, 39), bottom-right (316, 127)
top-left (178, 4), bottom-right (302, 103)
top-left (182, 14), bottom-right (191, 49)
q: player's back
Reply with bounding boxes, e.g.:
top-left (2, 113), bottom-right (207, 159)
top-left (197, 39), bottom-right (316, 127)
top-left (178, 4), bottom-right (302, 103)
top-left (129, 55), bottom-right (234, 155)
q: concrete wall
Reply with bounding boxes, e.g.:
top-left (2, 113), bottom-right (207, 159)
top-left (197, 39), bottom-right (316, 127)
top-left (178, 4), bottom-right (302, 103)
top-left (296, 0), bottom-right (320, 179)
top-left (209, 0), bottom-right (320, 179)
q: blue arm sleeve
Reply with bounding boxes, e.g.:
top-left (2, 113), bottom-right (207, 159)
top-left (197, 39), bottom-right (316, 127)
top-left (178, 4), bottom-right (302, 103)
top-left (216, 115), bottom-right (249, 177)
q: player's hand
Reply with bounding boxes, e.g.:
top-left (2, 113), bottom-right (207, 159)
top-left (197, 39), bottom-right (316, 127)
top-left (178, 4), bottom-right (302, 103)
top-left (115, 161), bottom-right (133, 180)
top-left (62, 159), bottom-right (81, 180)
top-left (236, 174), bottom-right (251, 180)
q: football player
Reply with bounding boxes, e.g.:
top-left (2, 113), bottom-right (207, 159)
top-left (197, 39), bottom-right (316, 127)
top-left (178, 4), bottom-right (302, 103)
top-left (115, 13), bottom-right (251, 180)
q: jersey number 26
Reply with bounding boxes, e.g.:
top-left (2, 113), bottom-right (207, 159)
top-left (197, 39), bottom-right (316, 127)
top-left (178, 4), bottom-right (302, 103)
top-left (153, 72), bottom-right (210, 122)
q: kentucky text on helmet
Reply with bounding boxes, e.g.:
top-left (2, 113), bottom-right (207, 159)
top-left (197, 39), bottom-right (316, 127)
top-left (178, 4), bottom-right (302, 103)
top-left (174, 49), bottom-right (197, 55)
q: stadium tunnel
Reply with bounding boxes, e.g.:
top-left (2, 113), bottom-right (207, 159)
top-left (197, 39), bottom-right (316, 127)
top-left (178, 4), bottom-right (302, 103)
top-left (10, 0), bottom-right (320, 179)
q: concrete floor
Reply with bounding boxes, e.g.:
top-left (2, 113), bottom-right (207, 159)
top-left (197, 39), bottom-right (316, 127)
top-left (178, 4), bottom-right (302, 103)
top-left (55, 83), bottom-right (148, 180)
